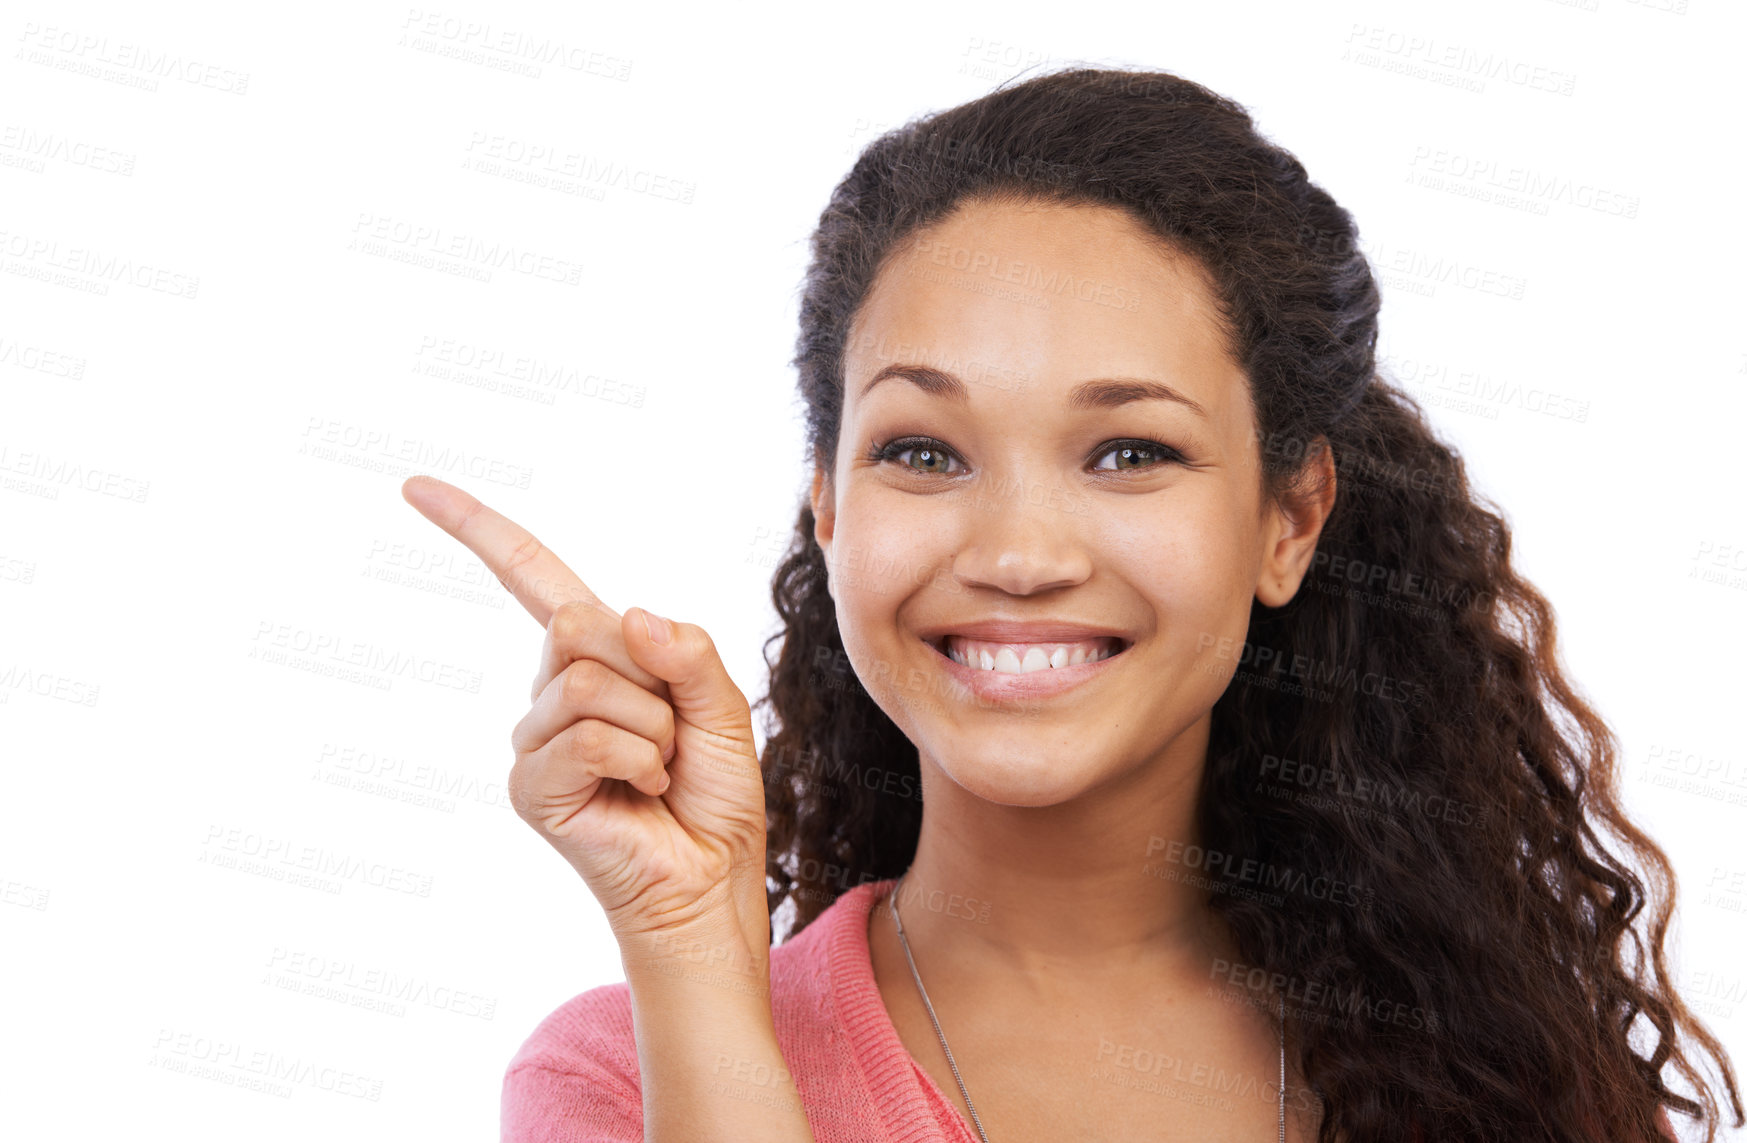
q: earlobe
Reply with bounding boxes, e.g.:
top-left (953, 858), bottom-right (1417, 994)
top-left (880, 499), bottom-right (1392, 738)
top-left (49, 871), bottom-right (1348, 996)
top-left (810, 466), bottom-right (834, 540)
top-left (811, 465), bottom-right (835, 594)
top-left (1255, 435), bottom-right (1337, 609)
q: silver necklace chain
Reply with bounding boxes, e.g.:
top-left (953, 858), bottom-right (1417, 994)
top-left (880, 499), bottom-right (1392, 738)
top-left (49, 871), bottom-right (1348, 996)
top-left (888, 872), bottom-right (1287, 1143)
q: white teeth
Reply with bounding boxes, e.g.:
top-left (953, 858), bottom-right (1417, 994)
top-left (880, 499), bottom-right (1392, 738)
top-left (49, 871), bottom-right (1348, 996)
top-left (943, 636), bottom-right (1120, 674)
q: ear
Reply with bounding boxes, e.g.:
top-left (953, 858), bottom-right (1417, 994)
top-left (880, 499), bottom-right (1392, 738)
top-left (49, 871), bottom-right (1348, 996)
top-left (811, 463), bottom-right (835, 596)
top-left (1255, 435), bottom-right (1337, 608)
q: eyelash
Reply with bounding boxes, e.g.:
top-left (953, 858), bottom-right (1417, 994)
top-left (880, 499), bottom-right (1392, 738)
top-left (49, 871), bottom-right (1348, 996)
top-left (865, 435), bottom-right (1184, 476)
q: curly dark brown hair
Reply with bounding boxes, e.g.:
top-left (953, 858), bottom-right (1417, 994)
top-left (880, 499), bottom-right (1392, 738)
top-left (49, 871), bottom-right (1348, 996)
top-left (749, 66), bottom-right (1740, 1143)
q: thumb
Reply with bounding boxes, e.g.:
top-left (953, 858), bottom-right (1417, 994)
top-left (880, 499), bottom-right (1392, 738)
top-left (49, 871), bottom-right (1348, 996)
top-left (622, 607), bottom-right (753, 744)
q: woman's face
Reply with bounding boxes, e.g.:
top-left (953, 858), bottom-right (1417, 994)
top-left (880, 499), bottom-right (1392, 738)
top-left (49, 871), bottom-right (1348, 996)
top-left (812, 196), bottom-right (1329, 808)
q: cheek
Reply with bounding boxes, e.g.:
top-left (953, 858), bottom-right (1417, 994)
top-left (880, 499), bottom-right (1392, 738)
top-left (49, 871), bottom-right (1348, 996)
top-left (825, 493), bottom-right (972, 724)
top-left (828, 492), bottom-right (950, 606)
top-left (1100, 500), bottom-right (1259, 690)
top-left (826, 494), bottom-right (952, 676)
top-left (1103, 498), bottom-right (1253, 602)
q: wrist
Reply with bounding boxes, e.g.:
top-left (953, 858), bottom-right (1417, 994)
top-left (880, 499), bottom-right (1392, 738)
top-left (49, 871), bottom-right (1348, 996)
top-left (619, 910), bottom-right (770, 999)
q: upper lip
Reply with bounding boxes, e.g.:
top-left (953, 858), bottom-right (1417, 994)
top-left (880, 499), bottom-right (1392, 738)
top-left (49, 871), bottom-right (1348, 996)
top-left (916, 620), bottom-right (1133, 651)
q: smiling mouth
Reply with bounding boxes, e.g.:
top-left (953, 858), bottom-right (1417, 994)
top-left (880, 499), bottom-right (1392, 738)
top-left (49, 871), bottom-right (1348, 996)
top-left (926, 634), bottom-right (1131, 674)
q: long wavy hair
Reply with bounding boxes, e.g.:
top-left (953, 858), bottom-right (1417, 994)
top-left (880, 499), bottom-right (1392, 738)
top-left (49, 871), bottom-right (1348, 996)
top-left (750, 67), bottom-right (1740, 1143)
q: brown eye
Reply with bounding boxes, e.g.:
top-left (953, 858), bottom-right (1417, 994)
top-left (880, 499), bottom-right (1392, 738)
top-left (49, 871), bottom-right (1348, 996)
top-left (904, 445), bottom-right (954, 473)
top-left (871, 437), bottom-right (964, 475)
top-left (1093, 440), bottom-right (1181, 472)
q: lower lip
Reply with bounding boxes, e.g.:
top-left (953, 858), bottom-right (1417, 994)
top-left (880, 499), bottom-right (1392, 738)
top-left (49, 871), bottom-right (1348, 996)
top-left (923, 638), bottom-right (1127, 702)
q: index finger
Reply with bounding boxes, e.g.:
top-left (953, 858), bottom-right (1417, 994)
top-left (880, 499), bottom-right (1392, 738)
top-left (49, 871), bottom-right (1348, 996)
top-left (399, 475), bottom-right (601, 629)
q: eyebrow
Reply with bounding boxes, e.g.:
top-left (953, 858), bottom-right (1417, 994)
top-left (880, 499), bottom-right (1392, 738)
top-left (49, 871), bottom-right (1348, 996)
top-left (857, 363), bottom-right (1208, 419)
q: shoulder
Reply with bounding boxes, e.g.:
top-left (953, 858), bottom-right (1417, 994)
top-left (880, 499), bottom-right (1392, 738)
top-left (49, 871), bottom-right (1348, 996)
top-left (499, 881), bottom-right (894, 1139)
top-left (502, 980), bottom-right (640, 1142)
top-left (506, 978), bottom-right (637, 1084)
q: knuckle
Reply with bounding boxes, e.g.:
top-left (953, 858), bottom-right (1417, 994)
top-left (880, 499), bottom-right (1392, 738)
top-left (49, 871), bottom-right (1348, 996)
top-left (560, 659), bottom-right (608, 707)
top-left (570, 718), bottom-right (609, 761)
top-left (502, 532), bottom-right (547, 578)
top-left (507, 714), bottom-right (533, 755)
top-left (548, 600), bottom-right (589, 645)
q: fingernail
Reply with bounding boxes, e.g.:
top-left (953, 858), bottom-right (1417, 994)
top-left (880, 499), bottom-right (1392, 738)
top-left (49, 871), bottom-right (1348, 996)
top-left (657, 772), bottom-right (671, 794)
top-left (641, 608), bottom-right (673, 645)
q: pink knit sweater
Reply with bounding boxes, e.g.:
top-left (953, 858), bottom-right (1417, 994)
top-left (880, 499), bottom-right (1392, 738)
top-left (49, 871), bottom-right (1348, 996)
top-left (502, 877), bottom-right (1681, 1142)
top-left (502, 877), bottom-right (977, 1142)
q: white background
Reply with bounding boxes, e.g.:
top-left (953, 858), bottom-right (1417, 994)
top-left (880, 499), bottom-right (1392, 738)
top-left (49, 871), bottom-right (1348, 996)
top-left (3, 0), bottom-right (1744, 1139)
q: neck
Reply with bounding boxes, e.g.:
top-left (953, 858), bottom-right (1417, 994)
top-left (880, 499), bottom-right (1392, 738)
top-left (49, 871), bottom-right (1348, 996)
top-left (887, 719), bottom-right (1240, 993)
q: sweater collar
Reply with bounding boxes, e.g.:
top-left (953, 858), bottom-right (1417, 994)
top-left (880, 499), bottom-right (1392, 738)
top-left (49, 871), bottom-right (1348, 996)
top-left (815, 877), bottom-right (979, 1143)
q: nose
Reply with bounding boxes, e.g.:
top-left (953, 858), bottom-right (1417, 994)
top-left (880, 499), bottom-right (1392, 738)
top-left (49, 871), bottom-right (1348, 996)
top-left (949, 479), bottom-right (1093, 596)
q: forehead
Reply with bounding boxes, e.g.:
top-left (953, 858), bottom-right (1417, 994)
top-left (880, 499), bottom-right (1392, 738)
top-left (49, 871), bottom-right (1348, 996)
top-left (843, 197), bottom-right (1245, 419)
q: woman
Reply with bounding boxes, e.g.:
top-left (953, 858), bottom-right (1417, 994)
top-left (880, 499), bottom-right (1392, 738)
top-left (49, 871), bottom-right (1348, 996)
top-left (404, 67), bottom-right (1739, 1142)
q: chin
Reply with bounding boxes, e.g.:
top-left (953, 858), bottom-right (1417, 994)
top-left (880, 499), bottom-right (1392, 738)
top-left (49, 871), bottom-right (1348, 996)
top-left (929, 741), bottom-right (1109, 808)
